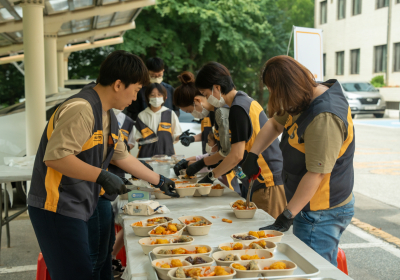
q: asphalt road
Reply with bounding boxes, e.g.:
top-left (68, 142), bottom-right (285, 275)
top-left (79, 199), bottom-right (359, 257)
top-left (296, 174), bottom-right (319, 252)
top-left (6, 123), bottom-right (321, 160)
top-left (1, 114), bottom-right (400, 280)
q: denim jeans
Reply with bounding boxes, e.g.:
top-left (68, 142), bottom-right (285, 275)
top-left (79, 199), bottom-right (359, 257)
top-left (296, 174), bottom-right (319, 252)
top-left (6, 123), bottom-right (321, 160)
top-left (293, 194), bottom-right (355, 266)
top-left (88, 197), bottom-right (115, 280)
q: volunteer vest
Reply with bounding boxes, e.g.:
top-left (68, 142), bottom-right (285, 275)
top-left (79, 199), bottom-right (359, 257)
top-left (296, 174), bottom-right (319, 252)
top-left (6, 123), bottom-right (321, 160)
top-left (231, 91), bottom-right (283, 192)
top-left (280, 79), bottom-right (355, 211)
top-left (28, 86), bottom-right (120, 221)
top-left (135, 110), bottom-right (174, 158)
top-left (201, 112), bottom-right (214, 154)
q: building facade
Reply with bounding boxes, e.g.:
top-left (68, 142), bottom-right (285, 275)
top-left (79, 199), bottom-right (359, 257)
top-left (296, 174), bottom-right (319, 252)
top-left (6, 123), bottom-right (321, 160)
top-left (314, 0), bottom-right (400, 86)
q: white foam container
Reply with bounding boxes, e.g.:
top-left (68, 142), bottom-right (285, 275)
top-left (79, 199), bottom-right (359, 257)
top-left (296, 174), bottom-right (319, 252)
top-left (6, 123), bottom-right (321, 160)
top-left (208, 188), bottom-right (224, 197)
top-left (230, 230), bottom-right (284, 243)
top-left (212, 249), bottom-right (273, 266)
top-left (152, 245), bottom-right (212, 259)
top-left (229, 202), bottom-right (257, 219)
top-left (148, 224), bottom-right (186, 238)
top-left (178, 216), bottom-right (213, 236)
top-left (168, 266), bottom-right (236, 280)
top-left (176, 187), bottom-right (197, 197)
top-left (130, 217), bottom-right (173, 237)
top-left (138, 236), bottom-right (194, 255)
top-left (151, 256), bottom-right (192, 280)
top-left (229, 259), bottom-right (297, 278)
top-left (218, 240), bottom-right (276, 253)
top-left (195, 184), bottom-right (212, 195)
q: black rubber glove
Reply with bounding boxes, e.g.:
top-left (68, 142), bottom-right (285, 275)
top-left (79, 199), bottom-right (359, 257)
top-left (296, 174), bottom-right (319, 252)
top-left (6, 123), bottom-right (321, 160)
top-left (140, 160), bottom-right (153, 171)
top-left (173, 159), bottom-right (189, 176)
top-left (186, 159), bottom-right (206, 176)
top-left (154, 175), bottom-right (180, 198)
top-left (198, 175), bottom-right (213, 184)
top-left (96, 170), bottom-right (128, 195)
top-left (242, 152), bottom-right (260, 178)
top-left (259, 212), bottom-right (294, 232)
top-left (180, 135), bottom-right (195, 147)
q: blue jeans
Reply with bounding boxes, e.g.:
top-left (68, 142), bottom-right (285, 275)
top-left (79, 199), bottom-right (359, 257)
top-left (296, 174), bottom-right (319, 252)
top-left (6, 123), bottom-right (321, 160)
top-left (88, 197), bottom-right (115, 280)
top-left (293, 195), bottom-right (355, 266)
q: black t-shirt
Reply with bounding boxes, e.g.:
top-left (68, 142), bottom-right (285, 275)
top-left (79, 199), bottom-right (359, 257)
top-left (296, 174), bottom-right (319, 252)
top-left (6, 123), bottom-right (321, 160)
top-left (229, 105), bottom-right (252, 144)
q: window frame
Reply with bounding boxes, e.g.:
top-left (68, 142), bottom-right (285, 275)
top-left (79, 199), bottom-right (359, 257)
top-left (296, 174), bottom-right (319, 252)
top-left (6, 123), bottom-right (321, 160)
top-left (323, 53), bottom-right (326, 77)
top-left (352, 0), bottom-right (362, 15)
top-left (336, 51), bottom-right (345, 75)
top-left (394, 42), bottom-right (400, 72)
top-left (376, 0), bottom-right (389, 9)
top-left (374, 45), bottom-right (387, 73)
top-left (350, 49), bottom-right (360, 75)
top-left (338, 0), bottom-right (346, 20)
top-left (320, 0), bottom-right (327, 24)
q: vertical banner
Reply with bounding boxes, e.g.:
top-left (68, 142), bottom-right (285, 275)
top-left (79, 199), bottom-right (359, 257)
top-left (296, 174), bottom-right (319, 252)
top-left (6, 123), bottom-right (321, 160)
top-left (293, 26), bottom-right (324, 81)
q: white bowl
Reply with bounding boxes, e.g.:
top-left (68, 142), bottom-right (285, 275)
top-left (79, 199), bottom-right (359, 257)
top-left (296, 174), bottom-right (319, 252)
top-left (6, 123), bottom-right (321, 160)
top-left (153, 245), bottom-right (212, 259)
top-left (151, 257), bottom-right (192, 280)
top-left (208, 188), bottom-right (224, 197)
top-left (148, 224), bottom-right (186, 238)
top-left (230, 202), bottom-right (257, 219)
top-left (178, 216), bottom-right (213, 236)
top-left (218, 240), bottom-right (276, 253)
top-left (176, 186), bottom-right (197, 197)
top-left (154, 190), bottom-right (172, 199)
top-left (229, 259), bottom-right (296, 278)
top-left (130, 217), bottom-right (173, 237)
top-left (195, 184), bottom-right (212, 195)
top-left (230, 230), bottom-right (284, 243)
top-left (138, 236), bottom-right (194, 255)
top-left (168, 266), bottom-right (236, 280)
top-left (212, 249), bottom-right (273, 266)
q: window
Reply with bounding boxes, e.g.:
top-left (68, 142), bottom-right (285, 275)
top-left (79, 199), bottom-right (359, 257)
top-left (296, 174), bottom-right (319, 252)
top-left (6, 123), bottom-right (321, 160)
top-left (353, 0), bottom-right (362, 15)
top-left (350, 49), bottom-right (360, 74)
top-left (338, 0), bottom-right (346, 19)
top-left (320, 1), bottom-right (327, 24)
top-left (376, 0), bottom-right (389, 9)
top-left (336, 51), bottom-right (345, 75)
top-left (323, 53), bottom-right (326, 76)
top-left (374, 45), bottom-right (387, 73)
top-left (394, 43), bottom-right (400, 72)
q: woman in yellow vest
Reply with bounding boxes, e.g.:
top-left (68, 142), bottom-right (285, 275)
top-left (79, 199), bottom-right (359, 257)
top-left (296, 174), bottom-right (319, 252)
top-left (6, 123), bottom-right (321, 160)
top-left (242, 55), bottom-right (355, 266)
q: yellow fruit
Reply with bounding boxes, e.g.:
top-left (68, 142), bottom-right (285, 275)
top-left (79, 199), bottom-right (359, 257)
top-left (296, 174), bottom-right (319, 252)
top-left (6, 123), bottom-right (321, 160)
top-left (269, 261), bottom-right (287, 270)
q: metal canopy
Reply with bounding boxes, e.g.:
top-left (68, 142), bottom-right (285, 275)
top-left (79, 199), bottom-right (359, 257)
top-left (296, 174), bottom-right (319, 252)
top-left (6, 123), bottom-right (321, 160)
top-left (0, 0), bottom-right (152, 55)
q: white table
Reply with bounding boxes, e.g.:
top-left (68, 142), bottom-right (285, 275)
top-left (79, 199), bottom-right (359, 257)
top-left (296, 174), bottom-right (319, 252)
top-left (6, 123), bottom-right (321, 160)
top-left (120, 188), bottom-right (353, 280)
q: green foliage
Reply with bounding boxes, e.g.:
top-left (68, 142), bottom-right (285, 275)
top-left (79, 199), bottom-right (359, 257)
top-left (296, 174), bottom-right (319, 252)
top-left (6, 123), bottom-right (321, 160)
top-left (0, 64), bottom-right (25, 106)
top-left (370, 75), bottom-right (385, 88)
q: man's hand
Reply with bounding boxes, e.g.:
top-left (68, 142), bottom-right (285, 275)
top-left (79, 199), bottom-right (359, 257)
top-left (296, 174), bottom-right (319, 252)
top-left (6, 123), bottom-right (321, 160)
top-left (96, 170), bottom-right (128, 195)
top-left (173, 159), bottom-right (189, 176)
top-left (186, 159), bottom-right (206, 176)
top-left (154, 175), bottom-right (179, 197)
top-left (242, 152), bottom-right (260, 178)
top-left (259, 212), bottom-right (294, 232)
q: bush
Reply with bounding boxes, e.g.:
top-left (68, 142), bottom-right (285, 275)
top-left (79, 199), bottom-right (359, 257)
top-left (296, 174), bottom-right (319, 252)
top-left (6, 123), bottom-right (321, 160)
top-left (370, 75), bottom-right (385, 88)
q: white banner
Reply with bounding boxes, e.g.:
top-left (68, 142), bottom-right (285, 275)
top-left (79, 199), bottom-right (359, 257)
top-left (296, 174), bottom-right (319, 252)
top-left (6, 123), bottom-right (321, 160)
top-left (293, 26), bottom-right (324, 81)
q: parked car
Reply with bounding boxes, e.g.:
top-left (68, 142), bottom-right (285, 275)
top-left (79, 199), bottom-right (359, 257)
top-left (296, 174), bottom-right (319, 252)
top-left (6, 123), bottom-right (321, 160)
top-left (339, 81), bottom-right (386, 118)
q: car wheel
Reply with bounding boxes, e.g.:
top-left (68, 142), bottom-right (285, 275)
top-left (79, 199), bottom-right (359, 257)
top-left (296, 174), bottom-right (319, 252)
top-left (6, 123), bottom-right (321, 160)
top-left (351, 114), bottom-right (355, 119)
top-left (374, 113), bottom-right (384, 118)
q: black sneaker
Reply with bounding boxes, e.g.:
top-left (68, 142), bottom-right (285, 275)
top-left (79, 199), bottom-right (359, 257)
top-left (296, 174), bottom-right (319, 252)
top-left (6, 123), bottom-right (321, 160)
top-left (112, 259), bottom-right (125, 278)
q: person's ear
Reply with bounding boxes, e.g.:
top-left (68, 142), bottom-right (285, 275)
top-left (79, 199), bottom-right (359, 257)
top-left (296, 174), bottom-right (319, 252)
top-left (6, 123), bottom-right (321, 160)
top-left (113, 80), bottom-right (123, 92)
top-left (214, 85), bottom-right (221, 93)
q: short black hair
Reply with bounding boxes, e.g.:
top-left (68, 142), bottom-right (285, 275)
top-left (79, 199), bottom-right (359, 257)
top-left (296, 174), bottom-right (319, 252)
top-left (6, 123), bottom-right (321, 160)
top-left (146, 57), bottom-right (164, 72)
top-left (195, 62), bottom-right (235, 94)
top-left (97, 50), bottom-right (149, 87)
top-left (144, 83), bottom-right (167, 106)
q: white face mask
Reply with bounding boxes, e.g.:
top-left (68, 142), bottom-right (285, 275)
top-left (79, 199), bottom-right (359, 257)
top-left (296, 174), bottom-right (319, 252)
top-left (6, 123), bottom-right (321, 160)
top-left (206, 143), bottom-right (217, 154)
top-left (112, 108), bottom-right (122, 116)
top-left (150, 77), bottom-right (163, 84)
top-left (207, 87), bottom-right (226, 108)
top-left (191, 102), bottom-right (210, 119)
top-left (149, 97), bottom-right (164, 108)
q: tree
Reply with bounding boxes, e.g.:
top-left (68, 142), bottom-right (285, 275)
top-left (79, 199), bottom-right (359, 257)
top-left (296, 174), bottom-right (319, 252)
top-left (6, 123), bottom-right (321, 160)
top-left (0, 64), bottom-right (25, 107)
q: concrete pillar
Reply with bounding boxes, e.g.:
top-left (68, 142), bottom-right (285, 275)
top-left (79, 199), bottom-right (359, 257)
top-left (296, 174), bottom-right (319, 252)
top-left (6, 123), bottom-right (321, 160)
top-left (21, 0), bottom-right (46, 157)
top-left (57, 51), bottom-right (64, 88)
top-left (64, 57), bottom-right (69, 81)
top-left (44, 33), bottom-right (58, 94)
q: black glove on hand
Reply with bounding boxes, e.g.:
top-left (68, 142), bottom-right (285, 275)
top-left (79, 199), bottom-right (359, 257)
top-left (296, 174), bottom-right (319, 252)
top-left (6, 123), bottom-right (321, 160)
top-left (173, 159), bottom-right (189, 176)
top-left (155, 175), bottom-right (180, 198)
top-left (198, 175), bottom-right (213, 184)
top-left (242, 152), bottom-right (260, 178)
top-left (140, 160), bottom-right (153, 171)
top-left (259, 212), bottom-right (294, 232)
top-left (186, 159), bottom-right (206, 176)
top-left (180, 135), bottom-right (195, 147)
top-left (96, 170), bottom-right (128, 195)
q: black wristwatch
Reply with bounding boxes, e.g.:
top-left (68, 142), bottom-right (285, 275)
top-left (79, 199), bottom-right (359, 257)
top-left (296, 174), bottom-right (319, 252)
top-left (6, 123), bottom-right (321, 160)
top-left (207, 171), bottom-right (217, 182)
top-left (282, 208), bottom-right (293, 219)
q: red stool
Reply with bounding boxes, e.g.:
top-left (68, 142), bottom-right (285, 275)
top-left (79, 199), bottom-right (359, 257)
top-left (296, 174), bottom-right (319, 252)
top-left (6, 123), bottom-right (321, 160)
top-left (336, 247), bottom-right (348, 275)
top-left (36, 253), bottom-right (52, 280)
top-left (114, 224), bottom-right (127, 267)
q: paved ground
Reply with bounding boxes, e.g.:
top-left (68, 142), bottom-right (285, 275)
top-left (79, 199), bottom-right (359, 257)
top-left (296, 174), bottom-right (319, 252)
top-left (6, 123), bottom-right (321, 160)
top-left (1, 113), bottom-right (400, 279)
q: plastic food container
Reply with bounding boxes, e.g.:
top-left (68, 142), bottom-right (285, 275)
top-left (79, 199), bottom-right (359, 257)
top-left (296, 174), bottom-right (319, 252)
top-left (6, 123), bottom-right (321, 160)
top-left (218, 240), bottom-right (276, 253)
top-left (151, 256), bottom-right (192, 280)
top-left (148, 224), bottom-right (186, 238)
top-left (178, 216), bottom-right (212, 236)
top-left (230, 202), bottom-right (257, 219)
top-left (195, 184), bottom-right (212, 195)
top-left (171, 155), bottom-right (185, 164)
top-left (230, 230), bottom-right (284, 243)
top-left (175, 186), bottom-right (197, 197)
top-left (168, 266), bottom-right (236, 280)
top-left (229, 259), bottom-right (297, 278)
top-left (208, 188), bottom-right (224, 197)
top-left (138, 236), bottom-right (194, 255)
top-left (152, 245), bottom-right (212, 259)
top-left (150, 161), bottom-right (171, 177)
top-left (212, 249), bottom-right (273, 266)
top-left (130, 217), bottom-right (173, 237)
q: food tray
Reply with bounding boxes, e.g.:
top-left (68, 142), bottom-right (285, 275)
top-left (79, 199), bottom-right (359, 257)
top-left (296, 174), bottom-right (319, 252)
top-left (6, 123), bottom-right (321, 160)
top-left (149, 244), bottom-right (320, 280)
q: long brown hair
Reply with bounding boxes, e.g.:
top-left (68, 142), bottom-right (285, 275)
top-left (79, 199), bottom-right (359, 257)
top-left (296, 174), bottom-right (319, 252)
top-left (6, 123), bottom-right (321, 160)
top-left (173, 71), bottom-right (203, 107)
top-left (262, 55), bottom-right (318, 117)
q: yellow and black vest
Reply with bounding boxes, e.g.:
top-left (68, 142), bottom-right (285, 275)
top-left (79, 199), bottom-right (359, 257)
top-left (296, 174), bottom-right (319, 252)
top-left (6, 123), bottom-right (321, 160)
top-left (135, 110), bottom-right (174, 158)
top-left (280, 79), bottom-right (355, 211)
top-left (28, 86), bottom-right (120, 221)
top-left (231, 91), bottom-right (283, 192)
top-left (200, 111), bottom-right (214, 154)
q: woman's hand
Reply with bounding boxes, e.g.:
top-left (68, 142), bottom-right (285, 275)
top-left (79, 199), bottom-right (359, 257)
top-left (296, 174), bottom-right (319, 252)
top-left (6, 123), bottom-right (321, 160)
top-left (173, 159), bottom-right (189, 176)
top-left (186, 159), bottom-right (206, 176)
